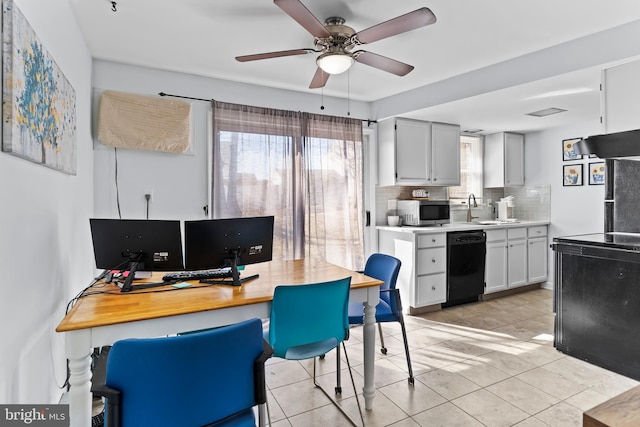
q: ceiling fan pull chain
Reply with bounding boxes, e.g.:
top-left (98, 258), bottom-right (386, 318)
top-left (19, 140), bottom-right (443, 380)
top-left (320, 74), bottom-right (325, 110)
top-left (347, 69), bottom-right (351, 116)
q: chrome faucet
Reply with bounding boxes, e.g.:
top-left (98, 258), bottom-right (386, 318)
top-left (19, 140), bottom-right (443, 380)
top-left (467, 193), bottom-right (478, 222)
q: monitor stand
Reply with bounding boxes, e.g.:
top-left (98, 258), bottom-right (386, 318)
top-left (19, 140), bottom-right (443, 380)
top-left (119, 258), bottom-right (165, 292)
top-left (201, 251), bottom-right (259, 287)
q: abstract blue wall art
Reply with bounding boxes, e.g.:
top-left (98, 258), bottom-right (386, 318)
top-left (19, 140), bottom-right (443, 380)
top-left (2, 0), bottom-right (77, 174)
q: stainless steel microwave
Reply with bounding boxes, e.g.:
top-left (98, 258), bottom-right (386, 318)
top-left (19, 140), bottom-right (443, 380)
top-left (396, 200), bottom-right (450, 226)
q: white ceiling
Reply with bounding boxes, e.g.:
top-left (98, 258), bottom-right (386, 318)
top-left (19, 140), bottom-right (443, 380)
top-left (68, 0), bottom-right (640, 134)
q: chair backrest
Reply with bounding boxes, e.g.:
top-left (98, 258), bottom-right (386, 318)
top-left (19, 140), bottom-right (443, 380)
top-left (105, 318), bottom-right (264, 427)
top-left (268, 277), bottom-right (351, 359)
top-left (364, 253), bottom-right (402, 313)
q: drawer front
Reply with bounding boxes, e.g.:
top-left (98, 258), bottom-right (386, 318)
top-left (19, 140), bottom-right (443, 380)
top-left (485, 228), bottom-right (507, 242)
top-left (417, 247), bottom-right (446, 275)
top-left (507, 227), bottom-right (527, 240)
top-left (528, 225), bottom-right (548, 238)
top-left (415, 273), bottom-right (446, 307)
top-left (417, 233), bottom-right (446, 248)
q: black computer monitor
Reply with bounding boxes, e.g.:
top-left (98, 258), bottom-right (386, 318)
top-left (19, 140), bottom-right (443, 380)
top-left (90, 218), bottom-right (184, 292)
top-left (184, 216), bottom-right (274, 286)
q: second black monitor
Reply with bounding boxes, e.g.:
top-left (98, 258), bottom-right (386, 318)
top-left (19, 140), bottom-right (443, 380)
top-left (184, 216), bottom-right (274, 274)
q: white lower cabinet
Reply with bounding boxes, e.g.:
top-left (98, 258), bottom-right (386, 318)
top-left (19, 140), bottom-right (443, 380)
top-left (415, 274), bottom-right (446, 307)
top-left (379, 224), bottom-right (548, 306)
top-left (485, 229), bottom-right (508, 293)
top-left (507, 228), bottom-right (528, 288)
top-left (527, 226), bottom-right (548, 283)
top-left (378, 230), bottom-right (446, 310)
top-left (484, 225), bottom-right (548, 294)
top-left (412, 233), bottom-right (447, 307)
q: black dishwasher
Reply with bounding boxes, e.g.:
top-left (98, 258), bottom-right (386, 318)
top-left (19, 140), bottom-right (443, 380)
top-left (444, 230), bottom-right (487, 308)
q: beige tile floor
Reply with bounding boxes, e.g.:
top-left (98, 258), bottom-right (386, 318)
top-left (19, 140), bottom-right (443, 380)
top-left (263, 288), bottom-right (639, 426)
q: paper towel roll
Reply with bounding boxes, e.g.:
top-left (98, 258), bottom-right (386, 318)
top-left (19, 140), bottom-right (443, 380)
top-left (497, 201), bottom-right (508, 220)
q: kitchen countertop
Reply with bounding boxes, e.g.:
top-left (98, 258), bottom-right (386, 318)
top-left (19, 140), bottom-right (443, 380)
top-left (377, 220), bottom-right (550, 234)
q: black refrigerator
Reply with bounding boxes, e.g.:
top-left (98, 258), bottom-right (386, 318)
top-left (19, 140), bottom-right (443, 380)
top-left (552, 152), bottom-right (640, 380)
top-left (604, 158), bottom-right (640, 233)
top-left (553, 133), bottom-right (640, 380)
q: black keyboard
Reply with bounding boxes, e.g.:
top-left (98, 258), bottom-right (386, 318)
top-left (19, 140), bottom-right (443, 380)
top-left (162, 267), bottom-right (233, 282)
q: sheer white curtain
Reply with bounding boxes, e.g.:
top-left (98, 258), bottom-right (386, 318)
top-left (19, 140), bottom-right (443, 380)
top-left (212, 101), bottom-right (364, 270)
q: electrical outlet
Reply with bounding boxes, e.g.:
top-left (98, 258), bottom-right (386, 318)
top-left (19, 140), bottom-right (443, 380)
top-left (144, 189), bottom-right (153, 203)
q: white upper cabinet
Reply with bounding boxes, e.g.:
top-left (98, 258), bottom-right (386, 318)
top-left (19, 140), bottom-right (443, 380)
top-left (395, 119), bottom-right (431, 183)
top-left (378, 118), bottom-right (460, 186)
top-left (431, 122), bottom-right (462, 185)
top-left (602, 58), bottom-right (640, 134)
top-left (484, 132), bottom-right (524, 188)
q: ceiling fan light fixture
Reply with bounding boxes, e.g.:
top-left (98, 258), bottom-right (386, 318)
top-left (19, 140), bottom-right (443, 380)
top-left (316, 52), bottom-right (354, 74)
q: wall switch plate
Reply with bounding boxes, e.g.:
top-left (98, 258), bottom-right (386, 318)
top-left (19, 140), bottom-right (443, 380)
top-left (387, 199), bottom-right (397, 211)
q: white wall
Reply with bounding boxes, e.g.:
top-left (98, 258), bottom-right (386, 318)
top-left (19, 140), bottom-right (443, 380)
top-left (0, 0), bottom-right (93, 404)
top-left (524, 119), bottom-right (604, 288)
top-left (92, 61), bottom-right (370, 221)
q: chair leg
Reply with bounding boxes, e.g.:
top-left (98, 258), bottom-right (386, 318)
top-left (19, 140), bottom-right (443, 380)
top-left (335, 345), bottom-right (342, 394)
top-left (398, 316), bottom-right (415, 385)
top-left (378, 322), bottom-right (387, 355)
top-left (258, 402), bottom-right (270, 427)
top-left (313, 345), bottom-right (365, 427)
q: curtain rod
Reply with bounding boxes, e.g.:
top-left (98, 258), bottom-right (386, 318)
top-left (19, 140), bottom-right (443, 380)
top-left (158, 92), bottom-right (211, 102)
top-left (158, 92), bottom-right (377, 126)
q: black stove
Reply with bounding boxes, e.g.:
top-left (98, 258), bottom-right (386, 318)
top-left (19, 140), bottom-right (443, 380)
top-left (554, 232), bottom-right (640, 252)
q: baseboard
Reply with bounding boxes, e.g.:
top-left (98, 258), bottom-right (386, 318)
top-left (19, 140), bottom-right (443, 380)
top-left (481, 283), bottom-right (541, 301)
top-left (540, 280), bottom-right (554, 290)
top-left (408, 303), bottom-right (442, 315)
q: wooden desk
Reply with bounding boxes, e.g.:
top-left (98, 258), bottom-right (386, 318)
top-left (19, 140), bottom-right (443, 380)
top-left (57, 260), bottom-right (383, 427)
top-left (583, 385), bottom-right (640, 427)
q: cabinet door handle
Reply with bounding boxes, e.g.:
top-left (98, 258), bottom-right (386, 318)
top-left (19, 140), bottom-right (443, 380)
top-left (432, 238), bottom-right (436, 243)
top-left (432, 286), bottom-right (436, 291)
top-left (432, 258), bottom-right (436, 263)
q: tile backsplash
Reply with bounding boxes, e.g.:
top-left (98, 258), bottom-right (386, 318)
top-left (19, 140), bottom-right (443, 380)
top-left (505, 185), bottom-right (550, 221)
top-left (375, 185), bottom-right (550, 225)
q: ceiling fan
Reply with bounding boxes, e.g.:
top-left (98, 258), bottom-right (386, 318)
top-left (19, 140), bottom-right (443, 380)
top-left (235, 0), bottom-right (437, 89)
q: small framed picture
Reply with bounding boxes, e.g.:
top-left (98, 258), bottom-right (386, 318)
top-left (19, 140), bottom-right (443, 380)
top-left (563, 138), bottom-right (582, 161)
top-left (563, 164), bottom-right (583, 186)
top-left (588, 162), bottom-right (606, 185)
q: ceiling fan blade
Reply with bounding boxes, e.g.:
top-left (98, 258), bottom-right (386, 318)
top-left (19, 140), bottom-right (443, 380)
top-left (274, 0), bottom-right (331, 38)
top-left (309, 68), bottom-right (330, 89)
top-left (354, 51), bottom-right (414, 76)
top-left (354, 7), bottom-right (436, 45)
top-left (236, 48), bottom-right (316, 62)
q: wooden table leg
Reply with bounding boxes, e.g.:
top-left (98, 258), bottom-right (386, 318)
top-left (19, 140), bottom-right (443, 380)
top-left (362, 287), bottom-right (377, 410)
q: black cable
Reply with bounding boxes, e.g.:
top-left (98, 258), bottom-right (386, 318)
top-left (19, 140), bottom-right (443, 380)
top-left (114, 147), bottom-right (122, 219)
top-left (145, 194), bottom-right (150, 219)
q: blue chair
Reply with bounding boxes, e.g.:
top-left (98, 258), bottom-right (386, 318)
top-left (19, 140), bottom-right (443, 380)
top-left (336, 253), bottom-right (414, 393)
top-left (265, 277), bottom-right (365, 426)
top-left (91, 318), bottom-right (272, 427)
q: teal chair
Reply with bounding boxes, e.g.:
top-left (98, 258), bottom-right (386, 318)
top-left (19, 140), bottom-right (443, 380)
top-left (265, 277), bottom-right (365, 426)
top-left (91, 318), bottom-right (272, 427)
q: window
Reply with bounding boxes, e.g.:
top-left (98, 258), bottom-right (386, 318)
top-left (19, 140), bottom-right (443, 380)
top-left (211, 101), bottom-right (365, 270)
top-left (448, 135), bottom-right (483, 204)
